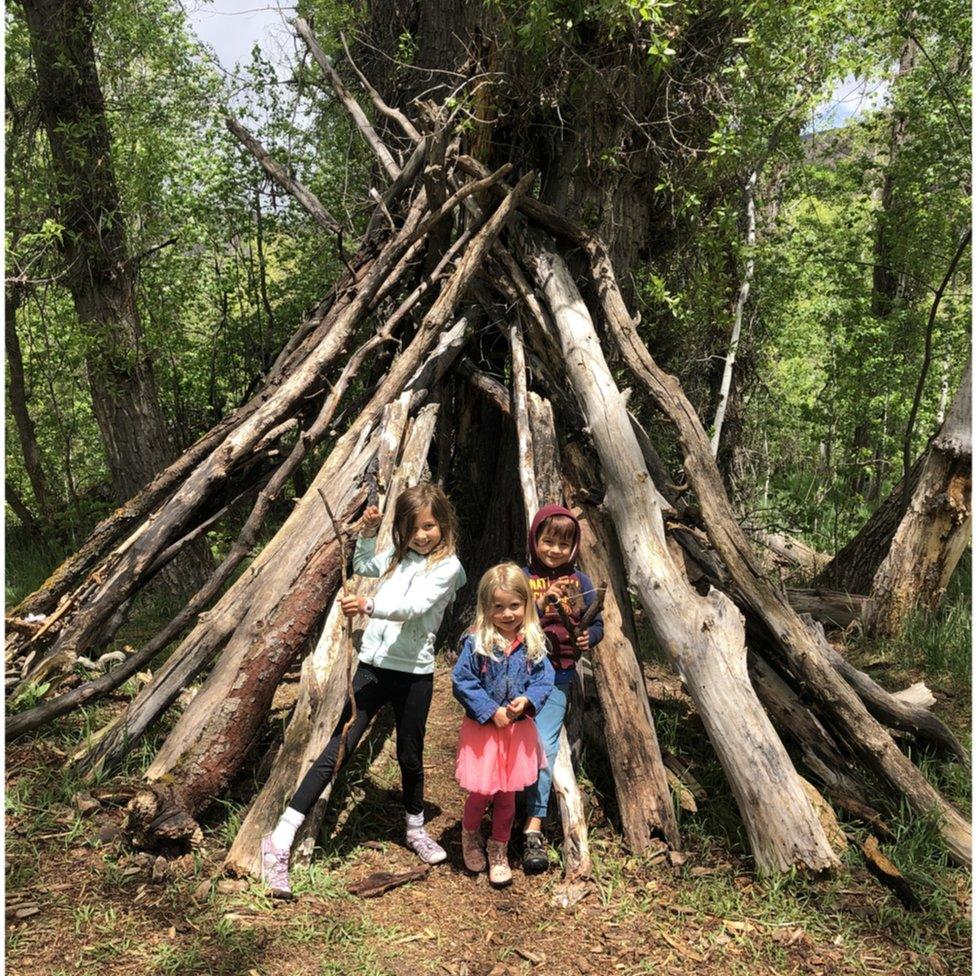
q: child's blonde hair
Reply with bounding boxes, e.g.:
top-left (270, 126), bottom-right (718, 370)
top-left (384, 483), bottom-right (458, 577)
top-left (472, 563), bottom-right (547, 663)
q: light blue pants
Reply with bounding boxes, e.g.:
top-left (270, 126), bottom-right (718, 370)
top-left (523, 682), bottom-right (569, 820)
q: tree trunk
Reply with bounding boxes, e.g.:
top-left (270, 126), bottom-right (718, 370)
top-left (711, 166), bottom-right (757, 457)
top-left (562, 442), bottom-right (680, 850)
top-left (6, 287), bottom-right (55, 524)
top-left (864, 359), bottom-right (972, 636)
top-left (523, 232), bottom-right (837, 874)
top-left (815, 455), bottom-right (925, 594)
top-left (21, 0), bottom-right (173, 502)
top-left (6, 480), bottom-right (43, 537)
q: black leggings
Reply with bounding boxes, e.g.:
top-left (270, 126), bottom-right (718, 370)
top-left (289, 664), bottom-right (434, 816)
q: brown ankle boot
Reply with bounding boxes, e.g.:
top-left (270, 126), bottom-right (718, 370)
top-left (486, 839), bottom-right (512, 887)
top-left (461, 827), bottom-right (486, 872)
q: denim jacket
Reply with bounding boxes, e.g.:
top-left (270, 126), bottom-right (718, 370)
top-left (452, 633), bottom-right (555, 725)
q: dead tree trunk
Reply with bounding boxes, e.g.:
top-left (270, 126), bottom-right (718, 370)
top-left (522, 231), bottom-right (838, 874)
top-left (864, 359), bottom-right (972, 637)
top-left (561, 442), bottom-right (680, 850)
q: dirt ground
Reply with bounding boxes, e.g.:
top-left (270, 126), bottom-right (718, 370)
top-left (5, 665), bottom-right (972, 976)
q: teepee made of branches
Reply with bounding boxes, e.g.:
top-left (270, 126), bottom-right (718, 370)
top-left (6, 19), bottom-right (970, 880)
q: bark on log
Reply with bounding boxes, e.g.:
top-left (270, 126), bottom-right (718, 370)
top-left (523, 232), bottom-right (838, 874)
top-left (224, 400), bottom-right (436, 877)
top-left (784, 589), bottom-right (866, 630)
top-left (510, 321), bottom-right (538, 516)
top-left (570, 224), bottom-right (971, 866)
top-left (8, 294), bottom-right (428, 732)
top-left (754, 532), bottom-right (831, 580)
top-left (562, 443), bottom-right (680, 850)
top-left (864, 359), bottom-right (971, 637)
top-left (527, 393), bottom-right (561, 507)
top-left (747, 653), bottom-right (867, 802)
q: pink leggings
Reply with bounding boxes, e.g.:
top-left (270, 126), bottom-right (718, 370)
top-left (462, 790), bottom-right (516, 842)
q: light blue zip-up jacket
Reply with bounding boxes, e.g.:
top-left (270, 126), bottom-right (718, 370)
top-left (354, 536), bottom-right (466, 674)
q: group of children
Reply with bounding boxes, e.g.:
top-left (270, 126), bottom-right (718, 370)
top-left (261, 484), bottom-right (602, 894)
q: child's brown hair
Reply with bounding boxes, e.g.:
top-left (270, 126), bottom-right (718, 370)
top-left (387, 483), bottom-right (458, 575)
top-left (537, 513), bottom-right (576, 544)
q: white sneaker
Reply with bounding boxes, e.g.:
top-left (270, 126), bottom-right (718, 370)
top-left (406, 827), bottom-right (447, 865)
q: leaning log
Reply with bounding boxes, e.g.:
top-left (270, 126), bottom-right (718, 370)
top-left (224, 399), bottom-right (436, 877)
top-left (803, 618), bottom-right (969, 764)
top-left (562, 442), bottom-right (680, 850)
top-left (523, 231), bottom-right (837, 874)
top-left (507, 349), bottom-right (591, 880)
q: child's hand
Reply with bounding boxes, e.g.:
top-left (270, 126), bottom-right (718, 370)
top-left (575, 631), bottom-right (590, 652)
top-left (542, 581), bottom-right (566, 608)
top-left (506, 696), bottom-right (529, 719)
top-left (360, 505), bottom-right (382, 537)
top-left (492, 707), bottom-right (512, 729)
top-left (340, 594), bottom-right (366, 617)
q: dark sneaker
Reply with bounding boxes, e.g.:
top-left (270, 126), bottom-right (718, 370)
top-left (522, 830), bottom-right (548, 874)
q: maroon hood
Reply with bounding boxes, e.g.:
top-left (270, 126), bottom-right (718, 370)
top-left (527, 504), bottom-right (580, 577)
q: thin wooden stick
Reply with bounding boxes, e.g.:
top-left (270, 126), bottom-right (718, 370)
top-left (339, 30), bottom-right (422, 143)
top-left (225, 115), bottom-right (343, 236)
top-left (295, 18), bottom-right (400, 180)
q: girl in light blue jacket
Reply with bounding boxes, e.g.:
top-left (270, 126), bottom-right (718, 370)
top-left (262, 484), bottom-right (466, 896)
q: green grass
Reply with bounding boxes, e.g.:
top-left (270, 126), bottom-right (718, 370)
top-left (5, 533), bottom-right (66, 607)
top-left (873, 550), bottom-right (972, 688)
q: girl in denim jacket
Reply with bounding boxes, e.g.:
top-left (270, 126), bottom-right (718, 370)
top-left (452, 563), bottom-right (554, 886)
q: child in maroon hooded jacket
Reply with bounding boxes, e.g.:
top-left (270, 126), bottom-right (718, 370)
top-left (520, 504), bottom-right (603, 873)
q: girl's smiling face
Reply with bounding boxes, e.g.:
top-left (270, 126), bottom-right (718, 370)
top-left (490, 588), bottom-right (525, 639)
top-left (408, 505), bottom-right (442, 556)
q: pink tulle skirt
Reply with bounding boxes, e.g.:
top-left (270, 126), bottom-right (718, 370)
top-left (455, 715), bottom-right (547, 794)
